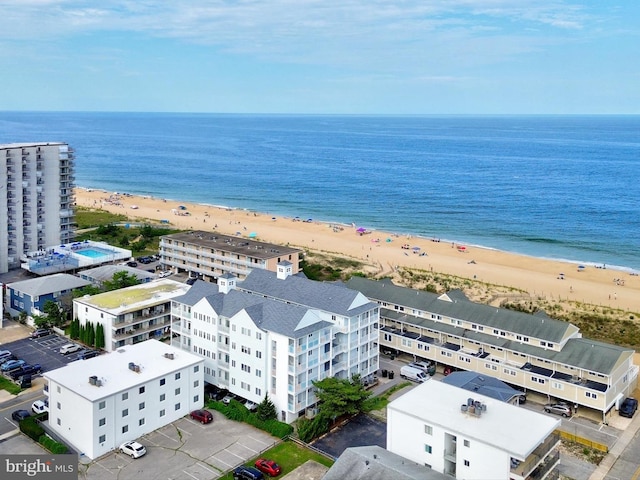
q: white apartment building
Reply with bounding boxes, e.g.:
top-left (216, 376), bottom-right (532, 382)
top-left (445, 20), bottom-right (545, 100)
top-left (387, 380), bottom-right (561, 480)
top-left (159, 230), bottom-right (302, 282)
top-left (73, 279), bottom-right (190, 352)
top-left (1, 142), bottom-right (75, 273)
top-left (347, 277), bottom-right (638, 420)
top-left (43, 340), bottom-right (204, 460)
top-left (171, 266), bottom-right (380, 423)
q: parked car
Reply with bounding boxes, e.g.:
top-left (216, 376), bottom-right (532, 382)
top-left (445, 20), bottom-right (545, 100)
top-left (159, 270), bottom-right (172, 278)
top-left (222, 393), bottom-right (236, 405)
top-left (119, 441), bottom-right (147, 458)
top-left (0, 350), bottom-right (15, 362)
top-left (189, 409), bottom-right (213, 424)
top-left (244, 400), bottom-right (258, 412)
top-left (544, 403), bottom-right (572, 417)
top-left (127, 261), bottom-right (138, 267)
top-left (59, 344), bottom-right (81, 355)
top-left (233, 466), bottom-right (265, 480)
top-left (32, 400), bottom-right (48, 414)
top-left (1, 359), bottom-right (26, 372)
top-left (30, 328), bottom-right (52, 339)
top-left (206, 385), bottom-right (228, 401)
top-left (10, 363), bottom-right (42, 380)
top-left (255, 458), bottom-right (282, 477)
top-left (78, 350), bottom-right (100, 360)
top-left (0, 353), bottom-right (17, 365)
top-left (11, 409), bottom-right (31, 422)
top-left (619, 397), bottom-right (638, 418)
top-left (400, 365), bottom-right (429, 383)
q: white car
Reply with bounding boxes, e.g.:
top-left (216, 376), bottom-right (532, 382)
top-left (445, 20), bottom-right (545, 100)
top-left (159, 270), bottom-right (172, 278)
top-left (32, 400), bottom-right (48, 414)
top-left (119, 441), bottom-right (147, 458)
top-left (59, 344), bottom-right (81, 355)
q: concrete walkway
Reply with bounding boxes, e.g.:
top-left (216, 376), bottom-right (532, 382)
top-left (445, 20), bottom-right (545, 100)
top-left (588, 410), bottom-right (640, 480)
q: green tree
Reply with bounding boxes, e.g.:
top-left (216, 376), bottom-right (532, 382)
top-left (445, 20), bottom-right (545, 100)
top-left (103, 271), bottom-right (141, 292)
top-left (312, 374), bottom-right (371, 420)
top-left (70, 318), bottom-right (80, 340)
top-left (256, 394), bottom-right (277, 421)
top-left (79, 323), bottom-right (86, 344)
top-left (32, 314), bottom-right (50, 329)
top-left (43, 301), bottom-right (65, 327)
top-left (95, 323), bottom-right (105, 350)
top-left (87, 321), bottom-right (95, 347)
top-left (72, 285), bottom-right (102, 299)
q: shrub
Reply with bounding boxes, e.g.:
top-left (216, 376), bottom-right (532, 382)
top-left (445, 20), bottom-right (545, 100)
top-left (20, 417), bottom-right (45, 442)
top-left (39, 435), bottom-right (68, 454)
top-left (208, 400), bottom-right (292, 438)
top-left (297, 414), bottom-right (330, 443)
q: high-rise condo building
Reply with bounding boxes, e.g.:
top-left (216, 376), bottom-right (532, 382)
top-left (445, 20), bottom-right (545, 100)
top-left (1, 142), bottom-right (75, 273)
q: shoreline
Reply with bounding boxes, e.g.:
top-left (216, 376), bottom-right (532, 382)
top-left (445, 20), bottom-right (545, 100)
top-left (74, 187), bottom-right (640, 313)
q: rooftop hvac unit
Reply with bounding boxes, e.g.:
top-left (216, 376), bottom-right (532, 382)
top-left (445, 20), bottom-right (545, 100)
top-left (164, 353), bottom-right (175, 360)
top-left (89, 375), bottom-right (98, 385)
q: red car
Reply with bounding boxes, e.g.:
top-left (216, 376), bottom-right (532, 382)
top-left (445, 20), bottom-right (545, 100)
top-left (255, 458), bottom-right (281, 477)
top-left (189, 409), bottom-right (213, 424)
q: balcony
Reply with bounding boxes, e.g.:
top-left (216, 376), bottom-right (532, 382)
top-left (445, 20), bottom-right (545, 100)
top-left (511, 433), bottom-right (560, 478)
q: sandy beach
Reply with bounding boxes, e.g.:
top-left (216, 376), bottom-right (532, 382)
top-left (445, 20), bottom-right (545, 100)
top-left (74, 188), bottom-right (640, 313)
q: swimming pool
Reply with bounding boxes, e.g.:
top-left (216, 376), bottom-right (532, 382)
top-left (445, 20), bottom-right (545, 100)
top-left (75, 248), bottom-right (113, 259)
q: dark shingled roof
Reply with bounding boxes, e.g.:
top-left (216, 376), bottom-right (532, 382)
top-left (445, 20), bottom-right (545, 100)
top-left (240, 269), bottom-right (377, 316)
top-left (442, 371), bottom-right (524, 403)
top-left (346, 277), bottom-right (577, 343)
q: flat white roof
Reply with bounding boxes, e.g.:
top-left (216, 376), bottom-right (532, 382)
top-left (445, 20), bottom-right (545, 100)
top-left (388, 380), bottom-right (560, 459)
top-left (74, 279), bottom-right (189, 314)
top-left (44, 340), bottom-right (203, 402)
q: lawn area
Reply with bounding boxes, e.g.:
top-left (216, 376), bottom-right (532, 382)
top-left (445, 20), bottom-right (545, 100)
top-left (217, 439), bottom-right (334, 480)
top-left (0, 376), bottom-right (22, 395)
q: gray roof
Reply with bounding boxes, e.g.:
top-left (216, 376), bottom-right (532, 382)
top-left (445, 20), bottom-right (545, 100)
top-left (381, 307), bottom-right (632, 375)
top-left (7, 273), bottom-right (91, 296)
top-left (346, 277), bottom-right (577, 343)
top-left (79, 265), bottom-right (156, 283)
top-left (323, 446), bottom-right (447, 480)
top-left (239, 269), bottom-right (377, 317)
top-left (172, 280), bottom-right (219, 306)
top-left (161, 230), bottom-right (301, 259)
top-left (442, 371), bottom-right (524, 402)
top-left (201, 289), bottom-right (331, 338)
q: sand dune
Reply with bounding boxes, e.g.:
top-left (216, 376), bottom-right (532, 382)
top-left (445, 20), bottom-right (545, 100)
top-left (75, 188), bottom-right (640, 313)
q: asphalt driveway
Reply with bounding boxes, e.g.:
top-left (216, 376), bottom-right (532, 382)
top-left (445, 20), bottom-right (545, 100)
top-left (311, 413), bottom-right (386, 459)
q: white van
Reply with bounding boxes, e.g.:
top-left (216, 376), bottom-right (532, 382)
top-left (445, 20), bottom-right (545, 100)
top-left (59, 344), bottom-right (81, 355)
top-left (400, 365), bottom-right (429, 383)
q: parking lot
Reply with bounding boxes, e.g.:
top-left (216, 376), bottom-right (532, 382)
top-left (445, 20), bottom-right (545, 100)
top-left (77, 410), bottom-right (277, 480)
top-left (2, 332), bottom-right (88, 375)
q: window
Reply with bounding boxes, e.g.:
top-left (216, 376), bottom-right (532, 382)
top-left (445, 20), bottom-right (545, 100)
top-left (99, 401), bottom-right (106, 410)
top-left (139, 402), bottom-right (145, 410)
top-left (256, 332), bottom-right (262, 340)
top-left (175, 403), bottom-right (181, 411)
top-left (99, 435), bottom-right (106, 443)
top-left (122, 408), bottom-right (129, 417)
top-left (175, 388), bottom-right (181, 395)
top-left (464, 460), bottom-right (470, 467)
top-left (160, 378), bottom-right (166, 386)
top-left (160, 393), bottom-right (166, 402)
top-left (242, 364), bottom-right (251, 373)
top-left (139, 386), bottom-right (145, 394)
top-left (586, 392), bottom-right (598, 399)
top-left (464, 439), bottom-right (470, 447)
top-left (424, 444), bottom-right (432, 454)
top-left (122, 392), bottom-right (128, 401)
top-left (175, 372), bottom-right (181, 380)
top-left (255, 387), bottom-right (262, 396)
top-left (99, 418), bottom-right (106, 427)
top-left (424, 425), bottom-right (432, 435)
top-left (256, 369), bottom-right (262, 378)
top-left (139, 418), bottom-right (145, 426)
top-left (256, 351), bottom-right (262, 359)
top-left (160, 409), bottom-right (165, 417)
top-left (194, 365), bottom-right (199, 373)
top-left (122, 425), bottom-right (128, 434)
top-left (57, 402), bottom-right (61, 410)
top-left (194, 380), bottom-right (199, 388)
top-left (57, 418), bottom-right (61, 426)
top-left (194, 395), bottom-right (199, 402)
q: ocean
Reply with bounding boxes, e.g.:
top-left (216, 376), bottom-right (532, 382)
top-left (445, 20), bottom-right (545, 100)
top-left (1, 112), bottom-right (639, 271)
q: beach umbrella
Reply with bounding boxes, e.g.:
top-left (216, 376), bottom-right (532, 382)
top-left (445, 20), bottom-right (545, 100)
top-left (412, 246), bottom-right (421, 251)
top-left (386, 238), bottom-right (392, 242)
top-left (248, 232), bottom-right (258, 238)
top-left (356, 227), bottom-right (367, 233)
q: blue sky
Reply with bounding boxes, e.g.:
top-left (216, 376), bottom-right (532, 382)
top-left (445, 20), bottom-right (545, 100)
top-left (1, 0), bottom-right (638, 114)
